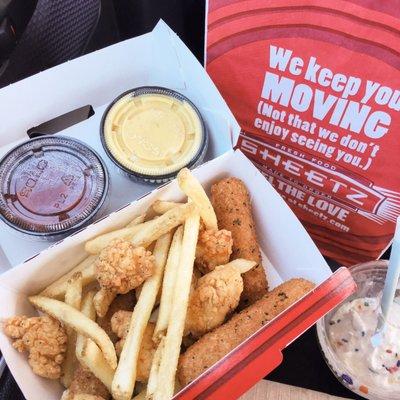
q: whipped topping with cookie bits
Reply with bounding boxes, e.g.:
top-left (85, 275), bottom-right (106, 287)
top-left (328, 297), bottom-right (400, 393)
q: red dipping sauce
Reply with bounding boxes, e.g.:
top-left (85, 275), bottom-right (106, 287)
top-left (0, 136), bottom-right (109, 239)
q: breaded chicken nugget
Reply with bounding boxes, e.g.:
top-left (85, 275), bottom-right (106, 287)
top-left (3, 315), bottom-right (67, 379)
top-left (69, 365), bottom-right (110, 399)
top-left (185, 264), bottom-right (243, 338)
top-left (211, 178), bottom-right (268, 306)
top-left (110, 313), bottom-right (156, 383)
top-left (178, 278), bottom-right (315, 386)
top-left (96, 291), bottom-right (136, 343)
top-left (95, 239), bottom-right (155, 294)
top-left (195, 228), bottom-right (233, 274)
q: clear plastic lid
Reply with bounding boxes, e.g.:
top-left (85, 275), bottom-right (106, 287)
top-left (100, 86), bottom-right (208, 183)
top-left (0, 136), bottom-right (109, 237)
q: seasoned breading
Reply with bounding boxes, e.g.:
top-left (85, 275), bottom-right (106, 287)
top-left (96, 292), bottom-right (136, 343)
top-left (69, 365), bottom-right (109, 399)
top-left (110, 310), bottom-right (131, 344)
top-left (185, 264), bottom-right (243, 338)
top-left (211, 177), bottom-right (268, 306)
top-left (110, 312), bottom-right (156, 383)
top-left (95, 239), bottom-right (155, 294)
top-left (178, 278), bottom-right (315, 386)
top-left (3, 315), bottom-right (67, 379)
top-left (71, 395), bottom-right (105, 400)
top-left (195, 229), bottom-right (233, 274)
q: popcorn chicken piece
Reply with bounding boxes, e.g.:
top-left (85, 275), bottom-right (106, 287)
top-left (195, 229), bottom-right (233, 274)
top-left (93, 239), bottom-right (154, 318)
top-left (185, 264), bottom-right (243, 338)
top-left (96, 292), bottom-right (136, 343)
top-left (68, 365), bottom-right (109, 399)
top-left (110, 312), bottom-right (156, 383)
top-left (3, 315), bottom-right (67, 379)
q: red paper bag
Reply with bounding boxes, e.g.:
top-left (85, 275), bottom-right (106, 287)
top-left (206, 0), bottom-right (400, 265)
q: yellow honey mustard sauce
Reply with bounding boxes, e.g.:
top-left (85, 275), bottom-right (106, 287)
top-left (103, 91), bottom-right (204, 180)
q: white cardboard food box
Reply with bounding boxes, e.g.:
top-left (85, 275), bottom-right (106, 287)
top-left (0, 21), bottom-right (354, 400)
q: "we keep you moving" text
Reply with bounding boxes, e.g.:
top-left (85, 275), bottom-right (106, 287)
top-left (261, 45), bottom-right (400, 139)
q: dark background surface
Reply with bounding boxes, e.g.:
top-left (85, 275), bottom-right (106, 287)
top-left (0, 0), bottom-right (387, 398)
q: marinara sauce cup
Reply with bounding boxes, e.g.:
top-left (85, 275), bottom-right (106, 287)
top-left (0, 136), bottom-right (109, 240)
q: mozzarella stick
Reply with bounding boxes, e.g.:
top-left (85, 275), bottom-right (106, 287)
top-left (211, 177), bottom-right (268, 306)
top-left (178, 278), bottom-right (315, 386)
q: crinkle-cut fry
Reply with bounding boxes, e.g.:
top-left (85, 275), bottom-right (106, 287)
top-left (75, 292), bottom-right (114, 391)
top-left (28, 296), bottom-right (117, 370)
top-left (61, 273), bottom-right (83, 388)
top-left (40, 256), bottom-right (97, 299)
top-left (146, 336), bottom-right (165, 398)
top-left (177, 168), bottom-right (217, 230)
top-left (85, 224), bottom-right (145, 254)
top-left (152, 201), bottom-right (182, 215)
top-left (223, 259), bottom-right (257, 274)
top-left (153, 226), bottom-right (183, 341)
top-left (153, 213), bottom-right (200, 400)
top-left (130, 202), bottom-right (196, 248)
top-left (111, 232), bottom-right (172, 400)
top-left (93, 288), bottom-right (117, 318)
top-left (126, 214), bottom-right (146, 228)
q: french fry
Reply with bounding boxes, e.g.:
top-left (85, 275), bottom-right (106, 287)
top-left (86, 202), bottom-right (193, 254)
top-left (28, 296), bottom-right (117, 369)
top-left (146, 337), bottom-right (165, 398)
top-left (132, 389), bottom-right (147, 400)
top-left (39, 256), bottom-right (97, 299)
top-left (75, 291), bottom-right (96, 358)
top-left (126, 213), bottom-right (146, 227)
top-left (75, 291), bottom-right (114, 391)
top-left (224, 259), bottom-right (257, 274)
top-left (111, 232), bottom-right (172, 400)
top-left (85, 224), bottom-right (145, 254)
top-left (130, 202), bottom-right (196, 248)
top-left (73, 395), bottom-right (107, 400)
top-left (177, 168), bottom-right (217, 230)
top-left (152, 201), bottom-right (182, 215)
top-left (93, 288), bottom-right (117, 318)
top-left (149, 306), bottom-right (160, 324)
top-left (153, 214), bottom-right (200, 400)
top-left (153, 226), bottom-right (183, 341)
top-left (61, 273), bottom-right (83, 388)
top-left (64, 273), bottom-right (83, 310)
top-left (79, 340), bottom-right (114, 391)
top-left (60, 389), bottom-right (70, 400)
top-left (136, 284), bottom-right (161, 307)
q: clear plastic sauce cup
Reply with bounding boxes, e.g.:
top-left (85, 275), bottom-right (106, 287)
top-left (317, 260), bottom-right (400, 400)
top-left (0, 136), bottom-right (109, 240)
